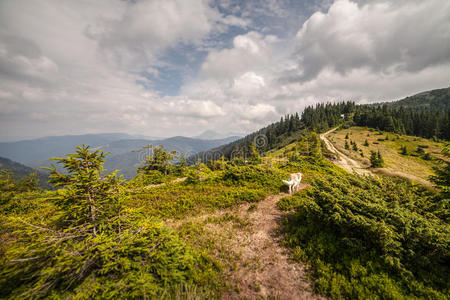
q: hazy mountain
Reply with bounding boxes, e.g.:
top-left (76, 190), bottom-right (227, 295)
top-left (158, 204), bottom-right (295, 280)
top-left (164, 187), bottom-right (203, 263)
top-left (0, 133), bottom-right (136, 167)
top-left (0, 156), bottom-right (50, 188)
top-left (0, 134), bottom-right (240, 179)
top-left (102, 135), bottom-right (240, 178)
top-left (193, 130), bottom-right (243, 140)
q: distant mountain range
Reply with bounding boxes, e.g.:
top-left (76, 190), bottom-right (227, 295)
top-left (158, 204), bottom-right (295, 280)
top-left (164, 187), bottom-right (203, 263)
top-left (193, 130), bottom-right (244, 140)
top-left (0, 133), bottom-right (241, 179)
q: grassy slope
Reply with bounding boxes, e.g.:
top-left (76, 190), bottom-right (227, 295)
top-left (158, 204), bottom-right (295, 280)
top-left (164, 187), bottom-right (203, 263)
top-left (274, 135), bottom-right (449, 299)
top-left (328, 126), bottom-right (444, 180)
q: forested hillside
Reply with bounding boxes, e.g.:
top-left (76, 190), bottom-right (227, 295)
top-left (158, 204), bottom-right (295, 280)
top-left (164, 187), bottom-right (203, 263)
top-left (0, 157), bottom-right (49, 189)
top-left (193, 87), bottom-right (449, 162)
top-left (353, 88), bottom-right (450, 140)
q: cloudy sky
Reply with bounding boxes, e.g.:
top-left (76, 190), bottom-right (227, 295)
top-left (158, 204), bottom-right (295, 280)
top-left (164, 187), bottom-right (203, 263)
top-left (0, 0), bottom-right (449, 141)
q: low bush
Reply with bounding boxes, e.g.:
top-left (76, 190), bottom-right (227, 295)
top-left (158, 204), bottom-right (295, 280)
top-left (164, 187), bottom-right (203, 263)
top-left (280, 172), bottom-right (449, 299)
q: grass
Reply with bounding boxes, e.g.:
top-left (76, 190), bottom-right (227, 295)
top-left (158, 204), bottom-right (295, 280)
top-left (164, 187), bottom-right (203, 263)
top-left (328, 126), bottom-right (445, 180)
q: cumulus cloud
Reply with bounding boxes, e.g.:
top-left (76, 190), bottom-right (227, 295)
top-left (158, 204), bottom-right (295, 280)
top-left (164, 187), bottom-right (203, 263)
top-left (89, 0), bottom-right (221, 70)
top-left (285, 0), bottom-right (450, 82)
top-left (200, 31), bottom-right (271, 79)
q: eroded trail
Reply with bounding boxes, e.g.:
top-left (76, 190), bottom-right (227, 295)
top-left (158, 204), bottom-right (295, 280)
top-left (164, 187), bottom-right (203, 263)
top-left (320, 128), bottom-right (372, 176)
top-left (167, 183), bottom-right (321, 299)
top-left (223, 184), bottom-right (320, 300)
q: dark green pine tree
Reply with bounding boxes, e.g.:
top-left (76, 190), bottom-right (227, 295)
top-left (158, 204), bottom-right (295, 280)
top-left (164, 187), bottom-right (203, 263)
top-left (45, 145), bottom-right (123, 234)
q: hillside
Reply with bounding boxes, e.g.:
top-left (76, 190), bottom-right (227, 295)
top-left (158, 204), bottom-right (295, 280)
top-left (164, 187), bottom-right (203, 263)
top-left (1, 130), bottom-right (448, 299)
top-left (327, 127), bottom-right (446, 182)
top-left (0, 156), bottom-right (49, 189)
top-left (194, 87), bottom-right (449, 162)
top-left (387, 87), bottom-right (450, 110)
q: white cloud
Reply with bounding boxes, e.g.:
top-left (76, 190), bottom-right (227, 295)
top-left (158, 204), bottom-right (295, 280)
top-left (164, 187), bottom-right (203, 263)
top-left (90, 0), bottom-right (221, 70)
top-left (200, 31), bottom-right (271, 79)
top-left (231, 72), bottom-right (266, 96)
top-left (286, 0), bottom-right (450, 82)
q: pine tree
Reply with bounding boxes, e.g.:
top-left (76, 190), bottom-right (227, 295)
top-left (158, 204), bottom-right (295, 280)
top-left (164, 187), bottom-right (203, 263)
top-left (401, 145), bottom-right (408, 155)
top-left (430, 143), bottom-right (450, 199)
top-left (345, 140), bottom-right (350, 150)
top-left (370, 150), bottom-right (384, 168)
top-left (138, 145), bottom-right (176, 175)
top-left (45, 145), bottom-right (122, 234)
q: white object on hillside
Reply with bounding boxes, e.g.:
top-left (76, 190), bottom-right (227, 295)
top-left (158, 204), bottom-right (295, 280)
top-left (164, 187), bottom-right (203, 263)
top-left (283, 172), bottom-right (302, 194)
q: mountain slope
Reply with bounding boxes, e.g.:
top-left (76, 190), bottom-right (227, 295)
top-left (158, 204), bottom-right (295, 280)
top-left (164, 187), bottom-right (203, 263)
top-left (0, 156), bottom-right (49, 188)
top-left (387, 87), bottom-right (450, 110)
top-left (101, 135), bottom-right (241, 178)
top-left (0, 133), bottom-right (136, 166)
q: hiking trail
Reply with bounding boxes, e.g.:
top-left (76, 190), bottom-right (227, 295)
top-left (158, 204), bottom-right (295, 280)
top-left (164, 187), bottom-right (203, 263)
top-left (320, 127), bottom-right (372, 176)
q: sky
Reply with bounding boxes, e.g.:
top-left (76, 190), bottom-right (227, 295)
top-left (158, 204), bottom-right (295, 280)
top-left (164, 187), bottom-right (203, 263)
top-left (0, 0), bottom-right (449, 141)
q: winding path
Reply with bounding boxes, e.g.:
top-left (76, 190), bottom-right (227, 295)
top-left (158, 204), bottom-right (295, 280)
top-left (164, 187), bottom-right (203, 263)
top-left (320, 128), bottom-right (372, 176)
top-left (222, 185), bottom-right (322, 299)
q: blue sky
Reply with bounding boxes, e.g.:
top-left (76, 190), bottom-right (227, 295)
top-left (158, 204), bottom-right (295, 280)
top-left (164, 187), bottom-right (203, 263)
top-left (0, 0), bottom-right (449, 141)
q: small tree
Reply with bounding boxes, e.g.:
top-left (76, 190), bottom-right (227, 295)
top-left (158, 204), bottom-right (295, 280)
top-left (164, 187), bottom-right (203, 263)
top-left (364, 139), bottom-right (369, 146)
top-left (138, 145), bottom-right (176, 175)
top-left (345, 133), bottom-right (349, 139)
top-left (377, 150), bottom-right (384, 165)
top-left (345, 141), bottom-right (350, 150)
top-left (370, 150), bottom-right (384, 168)
top-left (353, 143), bottom-right (358, 151)
top-left (249, 144), bottom-right (262, 164)
top-left (430, 143), bottom-right (450, 198)
top-left (416, 146), bottom-right (425, 154)
top-left (45, 145), bottom-right (122, 234)
top-left (401, 145), bottom-right (408, 155)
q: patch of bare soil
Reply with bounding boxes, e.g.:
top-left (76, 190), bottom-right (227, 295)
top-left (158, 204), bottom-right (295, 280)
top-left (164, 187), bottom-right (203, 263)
top-left (167, 182), bottom-right (322, 299)
top-left (320, 128), bottom-right (372, 176)
top-left (220, 183), bottom-right (322, 300)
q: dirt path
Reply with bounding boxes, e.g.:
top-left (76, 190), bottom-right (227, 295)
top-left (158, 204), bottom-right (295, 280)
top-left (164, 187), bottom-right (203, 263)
top-left (320, 128), bottom-right (372, 176)
top-left (167, 182), bottom-right (321, 299)
top-left (142, 176), bottom-right (187, 189)
top-left (320, 128), bottom-right (437, 189)
top-left (222, 184), bottom-right (321, 300)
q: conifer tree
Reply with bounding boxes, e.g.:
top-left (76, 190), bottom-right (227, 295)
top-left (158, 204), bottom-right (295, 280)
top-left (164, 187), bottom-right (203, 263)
top-left (45, 145), bottom-right (122, 234)
top-left (138, 145), bottom-right (176, 175)
top-left (430, 143), bottom-right (450, 198)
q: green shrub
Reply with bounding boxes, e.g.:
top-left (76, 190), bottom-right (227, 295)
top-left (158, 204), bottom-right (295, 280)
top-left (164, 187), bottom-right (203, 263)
top-left (281, 173), bottom-right (449, 299)
top-left (0, 217), bottom-right (219, 299)
top-left (0, 146), bottom-right (220, 298)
